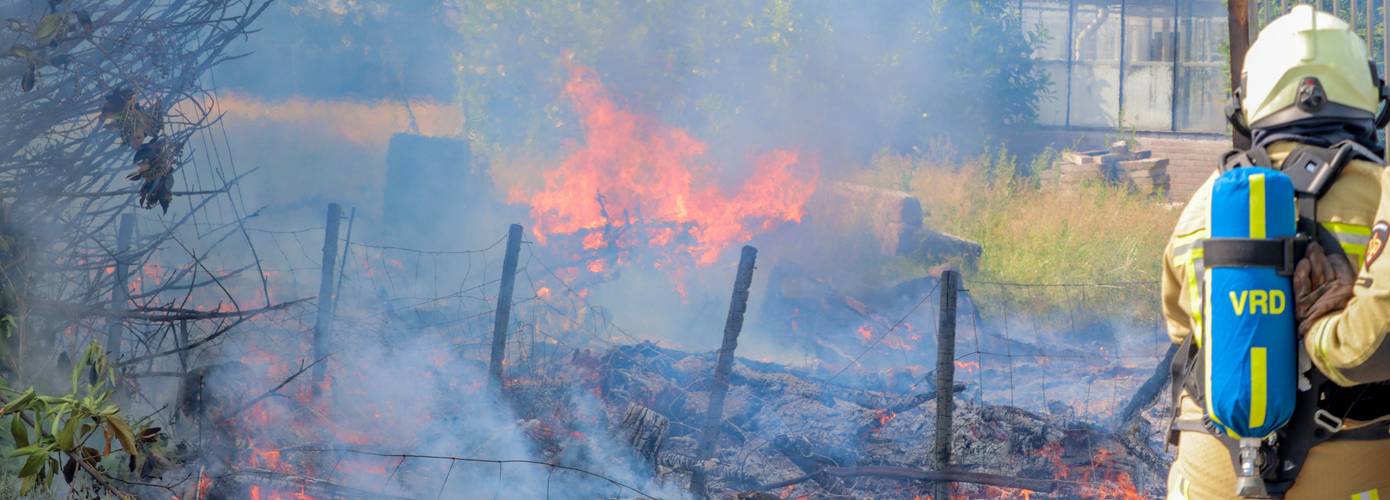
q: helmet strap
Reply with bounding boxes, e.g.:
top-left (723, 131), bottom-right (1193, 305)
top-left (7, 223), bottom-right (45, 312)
top-left (1370, 60), bottom-right (1390, 128)
top-left (1228, 88), bottom-right (1253, 143)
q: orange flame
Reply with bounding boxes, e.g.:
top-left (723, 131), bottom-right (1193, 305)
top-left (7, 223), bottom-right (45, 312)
top-left (516, 65), bottom-right (818, 266)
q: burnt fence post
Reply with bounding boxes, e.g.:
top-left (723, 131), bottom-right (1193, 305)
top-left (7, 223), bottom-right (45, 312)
top-left (106, 213), bottom-right (136, 359)
top-left (932, 269), bottom-right (959, 500)
top-left (690, 245), bottom-right (758, 497)
top-left (312, 203), bottom-right (342, 395)
top-left (488, 223), bottom-right (524, 391)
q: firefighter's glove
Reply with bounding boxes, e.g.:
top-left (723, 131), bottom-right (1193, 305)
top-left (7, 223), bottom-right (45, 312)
top-left (1293, 242), bottom-right (1356, 336)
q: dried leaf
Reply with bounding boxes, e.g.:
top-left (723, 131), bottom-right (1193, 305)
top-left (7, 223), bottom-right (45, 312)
top-left (35, 13), bottom-right (66, 46)
top-left (79, 446), bottom-right (100, 467)
top-left (112, 106), bottom-right (154, 148)
top-left (20, 62), bottom-right (35, 92)
top-left (6, 19), bottom-right (24, 32)
top-left (100, 88), bottom-right (134, 119)
top-left (105, 415), bottom-right (137, 457)
top-left (62, 456), bottom-right (75, 484)
top-left (48, 53), bottom-right (71, 68)
top-left (75, 10), bottom-right (91, 34)
top-left (138, 426), bottom-right (160, 443)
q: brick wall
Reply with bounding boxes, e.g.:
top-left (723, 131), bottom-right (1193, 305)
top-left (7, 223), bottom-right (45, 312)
top-left (1013, 128), bottom-right (1229, 201)
top-left (1135, 134), bottom-right (1228, 200)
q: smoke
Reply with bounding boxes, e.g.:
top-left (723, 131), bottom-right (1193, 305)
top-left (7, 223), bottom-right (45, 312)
top-left (143, 1), bottom-right (1112, 498)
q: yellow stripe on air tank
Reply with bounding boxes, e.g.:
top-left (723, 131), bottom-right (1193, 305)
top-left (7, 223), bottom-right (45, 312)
top-left (1249, 173), bottom-right (1267, 239)
top-left (1250, 347), bottom-right (1268, 429)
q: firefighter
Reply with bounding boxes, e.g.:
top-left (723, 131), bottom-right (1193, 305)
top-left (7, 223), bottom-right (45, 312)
top-left (1161, 5), bottom-right (1390, 499)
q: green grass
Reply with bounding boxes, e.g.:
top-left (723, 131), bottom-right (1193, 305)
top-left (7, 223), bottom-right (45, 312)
top-left (855, 147), bottom-right (1179, 320)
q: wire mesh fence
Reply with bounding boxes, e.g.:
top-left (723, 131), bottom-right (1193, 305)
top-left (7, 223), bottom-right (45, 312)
top-left (153, 209), bottom-right (1177, 498)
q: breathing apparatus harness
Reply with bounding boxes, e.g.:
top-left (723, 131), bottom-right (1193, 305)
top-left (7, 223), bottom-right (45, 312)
top-left (1166, 66), bottom-right (1390, 498)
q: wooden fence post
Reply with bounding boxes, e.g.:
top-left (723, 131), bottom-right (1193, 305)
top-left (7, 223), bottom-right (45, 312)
top-left (488, 223), bottom-right (524, 390)
top-left (932, 269), bottom-right (959, 500)
top-left (106, 213), bottom-right (136, 359)
top-left (690, 245), bottom-right (758, 497)
top-left (312, 203), bottom-right (342, 393)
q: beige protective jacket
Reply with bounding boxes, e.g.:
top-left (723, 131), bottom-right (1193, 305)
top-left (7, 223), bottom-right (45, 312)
top-left (1160, 140), bottom-right (1390, 499)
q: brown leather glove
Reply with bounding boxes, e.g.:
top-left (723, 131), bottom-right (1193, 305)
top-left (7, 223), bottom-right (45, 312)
top-left (1293, 242), bottom-right (1356, 336)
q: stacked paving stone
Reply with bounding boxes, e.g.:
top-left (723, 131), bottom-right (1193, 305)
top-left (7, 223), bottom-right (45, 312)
top-left (1043, 141), bottom-right (1170, 196)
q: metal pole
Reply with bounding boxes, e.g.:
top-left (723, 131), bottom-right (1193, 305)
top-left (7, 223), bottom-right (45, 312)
top-left (1118, 0), bottom-right (1128, 127)
top-left (312, 203), bottom-right (342, 393)
top-left (931, 269), bottom-right (960, 500)
top-left (1368, 0), bottom-right (1375, 49)
top-left (1066, 0), bottom-right (1077, 127)
top-left (105, 213), bottom-right (135, 359)
top-left (488, 224), bottom-right (524, 390)
top-left (1353, 0), bottom-right (1360, 38)
top-left (1171, 0), bottom-right (1183, 131)
top-left (1230, 0), bottom-right (1254, 149)
top-left (690, 245), bottom-right (757, 498)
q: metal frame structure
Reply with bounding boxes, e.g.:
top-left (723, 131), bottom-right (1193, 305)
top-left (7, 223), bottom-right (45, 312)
top-left (1023, 0), bottom-right (1389, 139)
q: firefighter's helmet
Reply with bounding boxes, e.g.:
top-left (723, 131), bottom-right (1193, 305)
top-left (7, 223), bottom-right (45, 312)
top-left (1240, 4), bottom-right (1386, 129)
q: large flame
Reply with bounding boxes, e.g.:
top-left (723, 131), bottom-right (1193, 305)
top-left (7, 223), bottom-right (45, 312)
top-left (516, 65), bottom-right (818, 266)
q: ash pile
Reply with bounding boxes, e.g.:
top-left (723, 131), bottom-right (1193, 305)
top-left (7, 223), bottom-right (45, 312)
top-left (510, 342), bottom-right (1173, 499)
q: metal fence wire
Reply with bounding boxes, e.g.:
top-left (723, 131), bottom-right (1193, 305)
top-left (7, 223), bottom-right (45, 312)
top-left (191, 210), bottom-right (1179, 498)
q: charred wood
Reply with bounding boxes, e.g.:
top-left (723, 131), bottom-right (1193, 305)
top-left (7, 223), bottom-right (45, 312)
top-left (755, 465), bottom-right (1059, 493)
top-left (621, 404), bottom-right (669, 467)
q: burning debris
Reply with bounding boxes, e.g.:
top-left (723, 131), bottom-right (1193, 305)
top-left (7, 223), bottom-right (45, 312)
top-left (500, 340), bottom-right (1166, 499)
top-left (512, 65), bottom-right (820, 276)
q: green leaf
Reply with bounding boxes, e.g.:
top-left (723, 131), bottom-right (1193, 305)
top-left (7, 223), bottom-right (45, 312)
top-left (9, 44), bottom-right (32, 59)
top-left (11, 414), bottom-right (28, 448)
top-left (49, 407), bottom-right (61, 436)
top-left (56, 414), bottom-right (78, 451)
top-left (71, 344), bottom-right (89, 393)
top-left (35, 396), bottom-right (69, 405)
top-left (105, 416), bottom-right (136, 457)
top-left (18, 474), bottom-right (33, 496)
top-left (18, 452), bottom-right (43, 478)
top-left (3, 388), bottom-right (35, 414)
top-left (35, 13), bottom-right (66, 46)
top-left (8, 444), bottom-right (42, 458)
